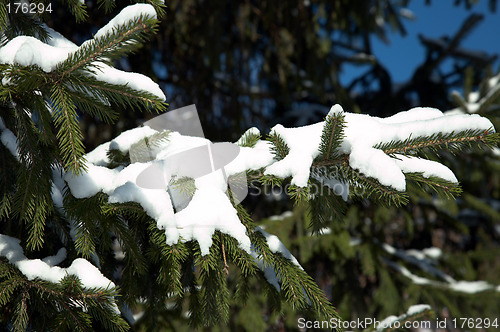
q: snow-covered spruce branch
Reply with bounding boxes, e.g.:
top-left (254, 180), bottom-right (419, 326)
top-left (367, 304), bottom-right (432, 332)
top-left (450, 72), bottom-right (500, 115)
top-left (0, 2), bottom-right (499, 329)
top-left (57, 12), bottom-right (159, 78)
top-left (348, 238), bottom-right (500, 295)
top-left (0, 234), bottom-right (127, 331)
top-left (374, 128), bottom-right (496, 156)
top-left (48, 104), bottom-right (494, 318)
top-left (1, 99), bottom-right (498, 327)
top-left (0, 4), bottom-right (166, 175)
top-left (265, 105), bottom-right (497, 207)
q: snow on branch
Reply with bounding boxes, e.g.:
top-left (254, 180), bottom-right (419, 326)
top-left (0, 4), bottom-right (164, 101)
top-left (372, 304), bottom-right (432, 332)
top-left (267, 105), bottom-right (496, 193)
top-left (380, 241), bottom-right (500, 294)
top-left (56, 103), bottom-right (499, 260)
top-left (384, 258), bottom-right (498, 294)
top-left (0, 3), bottom-right (167, 176)
top-left (0, 234), bottom-right (117, 296)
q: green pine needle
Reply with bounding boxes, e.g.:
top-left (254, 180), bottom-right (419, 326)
top-left (51, 84), bottom-right (87, 175)
top-left (56, 14), bottom-right (159, 78)
top-left (319, 111), bottom-right (346, 160)
top-left (375, 128), bottom-right (499, 157)
top-left (267, 131), bottom-right (290, 161)
top-left (97, 0), bottom-right (116, 13)
top-left (237, 129), bottom-right (261, 148)
top-left (405, 173), bottom-right (462, 200)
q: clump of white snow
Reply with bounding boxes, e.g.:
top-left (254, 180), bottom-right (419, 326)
top-left (0, 125), bottom-right (20, 160)
top-left (85, 142), bottom-right (111, 166)
top-left (0, 234), bottom-right (115, 291)
top-left (265, 104), bottom-right (494, 192)
top-left (393, 155), bottom-right (457, 183)
top-left (0, 36), bottom-right (74, 72)
top-left (225, 140), bottom-right (274, 176)
top-left (255, 227), bottom-right (303, 268)
top-left (66, 126), bottom-right (275, 257)
top-left (0, 4), bottom-right (165, 101)
top-left (173, 174), bottom-right (251, 256)
top-left (375, 304), bottom-right (431, 332)
top-left (92, 4), bottom-right (157, 40)
top-left (109, 126), bottom-right (158, 153)
top-left (264, 122), bottom-right (324, 187)
top-left (407, 304), bottom-right (431, 316)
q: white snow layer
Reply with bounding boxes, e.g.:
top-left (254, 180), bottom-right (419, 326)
top-left (92, 4), bottom-right (157, 40)
top-left (0, 234), bottom-right (115, 291)
top-left (393, 155), bottom-right (458, 183)
top-left (173, 176), bottom-right (251, 256)
top-left (0, 4), bottom-right (165, 101)
top-left (264, 122), bottom-right (324, 187)
top-left (385, 259), bottom-right (498, 294)
top-left (376, 304), bottom-right (431, 332)
top-left (66, 126), bottom-right (274, 256)
top-left (343, 105), bottom-right (492, 190)
top-left (255, 227), bottom-right (303, 268)
top-left (0, 125), bottom-right (20, 160)
top-left (265, 104), bottom-right (493, 191)
top-left (63, 103), bottom-right (497, 256)
top-left (0, 36), bottom-right (72, 72)
top-left (406, 304), bottom-right (431, 316)
top-left (109, 126), bottom-right (158, 153)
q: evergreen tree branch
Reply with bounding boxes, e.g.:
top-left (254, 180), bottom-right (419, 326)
top-left (85, 78), bottom-right (167, 112)
top-left (288, 184), bottom-right (311, 205)
top-left (0, 3), bottom-right (7, 34)
top-left (63, 86), bottom-right (118, 124)
top-left (463, 192), bottom-right (500, 221)
top-left (12, 290), bottom-right (29, 332)
top-left (345, 165), bottom-right (409, 206)
top-left (11, 154), bottom-right (53, 251)
top-left (97, 0), bottom-right (116, 13)
top-left (2, 10), bottom-right (50, 43)
top-left (478, 84), bottom-right (500, 114)
top-left (135, 0), bottom-right (167, 17)
top-left (199, 263), bottom-right (231, 325)
top-left (405, 173), bottom-right (462, 199)
top-left (450, 90), bottom-right (469, 113)
top-left (236, 128), bottom-right (261, 147)
top-left (60, 0), bottom-right (89, 23)
top-left (63, 193), bottom-right (103, 258)
top-left (51, 84), bottom-right (86, 174)
top-left (250, 230), bottom-right (341, 329)
top-left (0, 143), bottom-right (17, 220)
top-left (319, 111), bottom-right (345, 160)
top-left (266, 131), bottom-right (290, 161)
top-left (307, 178), bottom-right (347, 233)
top-left (57, 15), bottom-right (159, 78)
top-left (258, 173), bottom-right (284, 187)
top-left (375, 128), bottom-right (499, 157)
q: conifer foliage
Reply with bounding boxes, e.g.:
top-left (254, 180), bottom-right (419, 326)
top-left (0, 1), bottom-right (499, 331)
